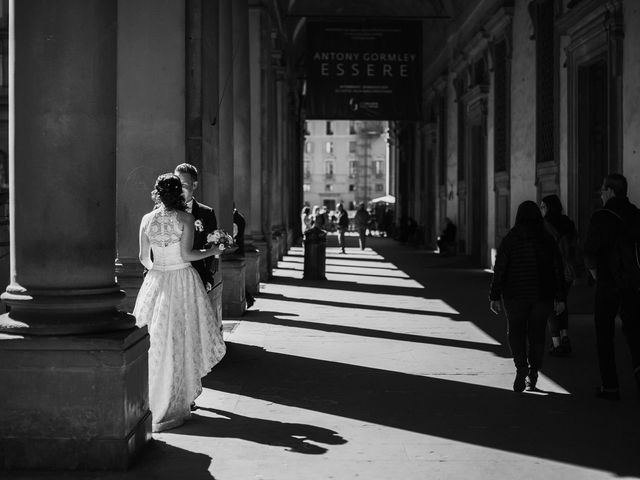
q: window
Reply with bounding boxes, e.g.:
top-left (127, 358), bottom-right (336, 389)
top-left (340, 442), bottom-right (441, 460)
top-left (303, 121), bottom-right (310, 135)
top-left (375, 184), bottom-right (384, 192)
top-left (349, 184), bottom-right (356, 192)
top-left (303, 184), bottom-right (311, 192)
top-left (325, 184), bottom-right (333, 192)
top-left (326, 121), bottom-right (333, 135)
top-left (374, 160), bottom-right (384, 177)
top-left (303, 161), bottom-right (311, 178)
top-left (349, 160), bottom-right (357, 177)
top-left (349, 121), bottom-right (356, 134)
top-left (325, 141), bottom-right (334, 155)
top-left (349, 141), bottom-right (357, 153)
top-left (305, 141), bottom-right (313, 154)
top-left (325, 161), bottom-right (334, 178)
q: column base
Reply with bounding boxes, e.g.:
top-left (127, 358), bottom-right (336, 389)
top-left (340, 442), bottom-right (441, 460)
top-left (270, 235), bottom-right (280, 271)
top-left (254, 240), bottom-right (270, 282)
top-left (221, 255), bottom-right (246, 318)
top-left (0, 327), bottom-right (151, 470)
top-left (115, 258), bottom-right (146, 313)
top-left (243, 250), bottom-right (261, 295)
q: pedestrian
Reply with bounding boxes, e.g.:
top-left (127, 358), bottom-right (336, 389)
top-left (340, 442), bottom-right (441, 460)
top-left (437, 218), bottom-right (457, 256)
top-left (233, 206), bottom-right (255, 309)
top-left (540, 194), bottom-right (578, 356)
top-left (301, 206), bottom-right (312, 233)
top-left (489, 201), bottom-right (566, 392)
top-left (584, 173), bottom-right (640, 400)
top-left (336, 203), bottom-right (350, 254)
top-left (174, 163), bottom-right (218, 292)
top-left (354, 203), bottom-right (370, 250)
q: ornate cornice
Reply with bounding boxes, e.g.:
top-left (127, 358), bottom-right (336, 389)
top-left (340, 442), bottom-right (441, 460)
top-left (463, 29), bottom-right (491, 63)
top-left (556, 0), bottom-right (622, 37)
top-left (450, 51), bottom-right (469, 78)
top-left (485, 7), bottom-right (514, 38)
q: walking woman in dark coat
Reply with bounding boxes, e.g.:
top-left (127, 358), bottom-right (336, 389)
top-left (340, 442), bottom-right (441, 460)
top-left (489, 201), bottom-right (566, 392)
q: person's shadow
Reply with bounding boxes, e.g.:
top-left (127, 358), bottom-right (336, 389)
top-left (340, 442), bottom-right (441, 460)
top-left (174, 407), bottom-right (347, 455)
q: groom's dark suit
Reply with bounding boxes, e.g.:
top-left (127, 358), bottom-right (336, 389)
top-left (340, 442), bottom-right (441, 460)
top-left (189, 199), bottom-right (218, 288)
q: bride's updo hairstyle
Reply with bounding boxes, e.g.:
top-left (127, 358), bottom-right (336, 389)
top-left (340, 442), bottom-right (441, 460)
top-left (151, 173), bottom-right (186, 211)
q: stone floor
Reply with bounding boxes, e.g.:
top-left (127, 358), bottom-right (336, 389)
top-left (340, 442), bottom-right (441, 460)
top-left (7, 235), bottom-right (640, 479)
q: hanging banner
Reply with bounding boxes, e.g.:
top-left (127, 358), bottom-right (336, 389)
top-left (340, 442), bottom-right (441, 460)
top-left (305, 21), bottom-right (422, 120)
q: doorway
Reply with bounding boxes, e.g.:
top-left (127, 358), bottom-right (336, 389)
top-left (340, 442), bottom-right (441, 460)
top-left (576, 59), bottom-right (608, 236)
top-left (468, 123), bottom-right (487, 266)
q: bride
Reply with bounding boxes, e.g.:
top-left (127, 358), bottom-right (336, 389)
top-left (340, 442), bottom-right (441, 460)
top-left (133, 173), bottom-right (226, 432)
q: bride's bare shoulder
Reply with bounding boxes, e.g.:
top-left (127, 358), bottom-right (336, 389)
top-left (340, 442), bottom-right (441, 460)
top-left (175, 210), bottom-right (195, 224)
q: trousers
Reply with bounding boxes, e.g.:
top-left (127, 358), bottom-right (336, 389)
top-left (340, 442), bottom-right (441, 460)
top-left (504, 298), bottom-right (554, 374)
top-left (594, 284), bottom-right (640, 389)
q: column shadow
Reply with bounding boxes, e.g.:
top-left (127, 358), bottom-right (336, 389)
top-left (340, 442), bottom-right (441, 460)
top-left (203, 342), bottom-right (640, 477)
top-left (257, 292), bottom-right (460, 318)
top-left (243, 311), bottom-right (510, 357)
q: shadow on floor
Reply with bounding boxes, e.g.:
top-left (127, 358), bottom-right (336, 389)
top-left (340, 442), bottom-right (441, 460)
top-left (243, 310), bottom-right (510, 358)
top-left (170, 407), bottom-right (346, 455)
top-left (206, 342), bottom-right (640, 477)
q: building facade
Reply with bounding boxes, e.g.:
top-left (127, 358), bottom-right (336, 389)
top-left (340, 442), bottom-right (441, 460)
top-left (303, 120), bottom-right (388, 211)
top-left (391, 0), bottom-right (640, 268)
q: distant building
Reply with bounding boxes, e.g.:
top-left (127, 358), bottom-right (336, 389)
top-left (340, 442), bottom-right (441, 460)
top-left (303, 120), bottom-right (388, 211)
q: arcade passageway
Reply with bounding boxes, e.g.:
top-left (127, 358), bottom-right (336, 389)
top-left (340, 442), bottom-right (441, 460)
top-left (7, 236), bottom-right (639, 480)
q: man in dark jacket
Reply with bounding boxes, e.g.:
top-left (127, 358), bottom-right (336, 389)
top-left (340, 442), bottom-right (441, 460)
top-left (584, 173), bottom-right (640, 400)
top-left (174, 163), bottom-right (218, 292)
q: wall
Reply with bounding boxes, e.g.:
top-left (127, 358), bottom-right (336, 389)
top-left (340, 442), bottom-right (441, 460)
top-left (623, 1), bottom-right (640, 204)
top-left (116, 0), bottom-right (186, 263)
top-left (508, 2), bottom-right (536, 220)
top-left (446, 74), bottom-right (459, 221)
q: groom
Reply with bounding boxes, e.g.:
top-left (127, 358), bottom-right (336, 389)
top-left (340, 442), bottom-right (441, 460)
top-left (174, 163), bottom-right (218, 291)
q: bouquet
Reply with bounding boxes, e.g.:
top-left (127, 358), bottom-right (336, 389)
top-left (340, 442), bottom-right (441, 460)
top-left (207, 229), bottom-right (235, 252)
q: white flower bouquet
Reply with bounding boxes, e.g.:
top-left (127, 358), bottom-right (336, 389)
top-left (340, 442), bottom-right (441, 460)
top-left (206, 229), bottom-right (235, 251)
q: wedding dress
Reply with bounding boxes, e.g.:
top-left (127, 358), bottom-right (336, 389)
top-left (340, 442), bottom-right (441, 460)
top-left (133, 207), bottom-right (226, 432)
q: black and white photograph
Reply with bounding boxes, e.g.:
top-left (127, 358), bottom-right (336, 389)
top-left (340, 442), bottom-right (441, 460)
top-left (1, 1), bottom-right (640, 479)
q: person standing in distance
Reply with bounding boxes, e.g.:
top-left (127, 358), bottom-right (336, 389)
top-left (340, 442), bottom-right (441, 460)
top-left (174, 163), bottom-right (218, 292)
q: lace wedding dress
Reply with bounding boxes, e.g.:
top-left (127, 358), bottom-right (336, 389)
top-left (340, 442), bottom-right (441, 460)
top-left (133, 207), bottom-right (226, 433)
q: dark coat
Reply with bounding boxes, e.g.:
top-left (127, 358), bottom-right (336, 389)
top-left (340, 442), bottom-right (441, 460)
top-left (584, 196), bottom-right (640, 287)
top-left (337, 210), bottom-right (349, 230)
top-left (233, 208), bottom-right (246, 256)
top-left (191, 199), bottom-right (218, 286)
top-left (490, 224), bottom-right (566, 302)
top-left (544, 213), bottom-right (578, 282)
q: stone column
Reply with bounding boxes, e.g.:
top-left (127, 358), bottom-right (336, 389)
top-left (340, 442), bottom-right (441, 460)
top-left (0, 0), bottom-right (150, 469)
top-left (195, 0), bottom-right (224, 309)
top-left (217, 0), bottom-right (234, 234)
top-left (233, 0), bottom-right (251, 238)
top-left (274, 66), bottom-right (287, 260)
top-left (250, 5), bottom-right (270, 281)
top-left (219, 0), bottom-right (245, 316)
top-left (116, 0), bottom-right (187, 312)
top-left (232, 0), bottom-right (259, 295)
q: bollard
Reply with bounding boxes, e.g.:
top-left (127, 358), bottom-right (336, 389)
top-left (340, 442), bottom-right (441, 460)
top-left (303, 226), bottom-right (327, 280)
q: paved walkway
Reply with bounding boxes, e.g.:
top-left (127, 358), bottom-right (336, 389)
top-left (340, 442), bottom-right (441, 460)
top-left (8, 236), bottom-right (640, 479)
